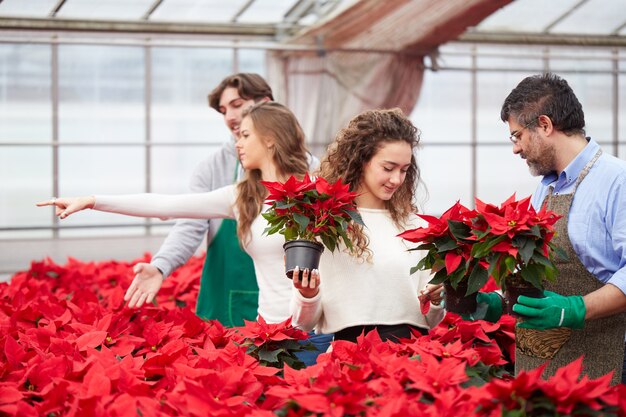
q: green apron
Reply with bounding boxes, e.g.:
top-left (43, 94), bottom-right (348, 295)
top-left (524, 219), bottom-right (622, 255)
top-left (195, 162), bottom-right (259, 326)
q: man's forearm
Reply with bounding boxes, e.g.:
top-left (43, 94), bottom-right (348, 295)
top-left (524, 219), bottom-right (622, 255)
top-left (583, 283), bottom-right (626, 320)
top-left (151, 218), bottom-right (209, 278)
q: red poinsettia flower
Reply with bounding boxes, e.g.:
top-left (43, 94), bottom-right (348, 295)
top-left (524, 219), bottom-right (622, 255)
top-left (476, 195), bottom-right (533, 238)
top-left (262, 173), bottom-right (363, 253)
top-left (231, 316), bottom-right (308, 346)
top-left (401, 194), bottom-right (563, 296)
top-left (542, 356), bottom-right (616, 414)
top-left (262, 172), bottom-right (317, 202)
top-left (8, 250), bottom-right (622, 417)
top-left (477, 363), bottom-right (547, 411)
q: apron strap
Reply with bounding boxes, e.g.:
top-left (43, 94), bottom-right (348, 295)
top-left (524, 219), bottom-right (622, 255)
top-left (546, 148), bottom-right (602, 208)
top-left (573, 149), bottom-right (602, 191)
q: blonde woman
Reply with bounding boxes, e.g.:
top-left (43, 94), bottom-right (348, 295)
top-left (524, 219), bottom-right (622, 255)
top-left (38, 102), bottom-right (332, 364)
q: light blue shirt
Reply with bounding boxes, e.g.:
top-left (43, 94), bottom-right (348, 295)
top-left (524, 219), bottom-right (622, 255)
top-left (531, 139), bottom-right (626, 296)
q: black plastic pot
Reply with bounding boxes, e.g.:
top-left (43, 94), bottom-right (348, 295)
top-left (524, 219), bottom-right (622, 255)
top-left (443, 280), bottom-right (478, 314)
top-left (503, 274), bottom-right (544, 316)
top-left (283, 240), bottom-right (325, 280)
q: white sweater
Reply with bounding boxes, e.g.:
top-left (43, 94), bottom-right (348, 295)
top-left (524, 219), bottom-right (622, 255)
top-left (95, 185), bottom-right (291, 324)
top-left (290, 208), bottom-right (445, 334)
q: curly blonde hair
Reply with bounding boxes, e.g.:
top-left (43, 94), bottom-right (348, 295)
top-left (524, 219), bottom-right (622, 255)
top-left (235, 102), bottom-right (309, 246)
top-left (318, 108), bottom-right (422, 259)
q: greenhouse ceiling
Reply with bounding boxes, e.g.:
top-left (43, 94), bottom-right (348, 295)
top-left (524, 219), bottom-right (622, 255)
top-left (0, 0), bottom-right (624, 48)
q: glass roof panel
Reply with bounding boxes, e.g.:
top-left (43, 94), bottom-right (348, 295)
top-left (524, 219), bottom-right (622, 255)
top-left (0, 0), bottom-right (624, 43)
top-left (474, 0), bottom-right (579, 33)
top-left (150, 0), bottom-right (248, 23)
top-left (237, 0), bottom-right (296, 23)
top-left (56, 0), bottom-right (156, 20)
top-left (549, 0), bottom-right (626, 35)
top-left (0, 0), bottom-right (58, 18)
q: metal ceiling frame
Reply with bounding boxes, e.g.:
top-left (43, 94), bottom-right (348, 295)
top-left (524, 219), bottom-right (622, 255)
top-left (460, 0), bottom-right (626, 47)
top-left (459, 31), bottom-right (626, 47)
top-left (231, 0), bottom-right (255, 23)
top-left (542, 0), bottom-right (589, 33)
top-left (142, 0), bottom-right (164, 21)
top-left (0, 0), bottom-right (350, 40)
top-left (0, 0), bottom-right (624, 47)
top-left (48, 0), bottom-right (67, 18)
top-left (0, 17), bottom-right (281, 38)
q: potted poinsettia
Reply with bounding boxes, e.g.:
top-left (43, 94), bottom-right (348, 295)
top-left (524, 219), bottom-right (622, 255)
top-left (399, 194), bottom-right (564, 314)
top-left (398, 201), bottom-right (482, 313)
top-left (261, 173), bottom-right (364, 280)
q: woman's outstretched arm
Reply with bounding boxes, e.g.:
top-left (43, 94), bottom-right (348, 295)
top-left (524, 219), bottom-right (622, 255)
top-left (36, 185), bottom-right (237, 221)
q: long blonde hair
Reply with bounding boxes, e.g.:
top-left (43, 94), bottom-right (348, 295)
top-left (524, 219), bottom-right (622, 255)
top-left (235, 102), bottom-right (309, 245)
top-left (318, 108), bottom-right (422, 259)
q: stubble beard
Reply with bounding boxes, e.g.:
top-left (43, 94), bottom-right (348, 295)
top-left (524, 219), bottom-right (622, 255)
top-left (525, 132), bottom-right (557, 177)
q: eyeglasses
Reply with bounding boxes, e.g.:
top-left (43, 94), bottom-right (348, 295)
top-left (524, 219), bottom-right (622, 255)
top-left (509, 120), bottom-right (536, 144)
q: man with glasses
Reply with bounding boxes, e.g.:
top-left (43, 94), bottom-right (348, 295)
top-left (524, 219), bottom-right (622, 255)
top-left (468, 73), bottom-right (626, 385)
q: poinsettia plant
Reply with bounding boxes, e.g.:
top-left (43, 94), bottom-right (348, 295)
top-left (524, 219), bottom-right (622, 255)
top-left (4, 255), bottom-right (625, 416)
top-left (261, 173), bottom-right (364, 252)
top-left (229, 316), bottom-right (313, 370)
top-left (399, 194), bottom-right (564, 295)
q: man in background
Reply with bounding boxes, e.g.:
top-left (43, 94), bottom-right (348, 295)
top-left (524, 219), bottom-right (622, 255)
top-left (123, 73), bottom-right (331, 367)
top-left (125, 73), bottom-right (271, 326)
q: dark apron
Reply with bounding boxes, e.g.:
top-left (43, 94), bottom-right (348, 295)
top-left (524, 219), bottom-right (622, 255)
top-left (515, 149), bottom-right (626, 385)
top-left (195, 162), bottom-right (259, 327)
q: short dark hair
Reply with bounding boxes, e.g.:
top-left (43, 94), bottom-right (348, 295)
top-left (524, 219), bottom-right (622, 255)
top-left (500, 73), bottom-right (585, 136)
top-left (208, 73), bottom-right (274, 113)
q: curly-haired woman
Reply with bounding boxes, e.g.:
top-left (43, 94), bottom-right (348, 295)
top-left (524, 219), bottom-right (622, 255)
top-left (290, 108), bottom-right (445, 342)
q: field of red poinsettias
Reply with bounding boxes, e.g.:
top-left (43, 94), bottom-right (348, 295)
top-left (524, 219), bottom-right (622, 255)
top-left (1, 255), bottom-right (625, 417)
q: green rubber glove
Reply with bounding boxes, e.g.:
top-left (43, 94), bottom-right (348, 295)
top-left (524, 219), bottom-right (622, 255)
top-left (461, 292), bottom-right (504, 322)
top-left (513, 290), bottom-right (586, 330)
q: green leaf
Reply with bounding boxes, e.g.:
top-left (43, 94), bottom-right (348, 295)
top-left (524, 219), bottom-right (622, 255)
top-left (528, 224), bottom-right (542, 238)
top-left (409, 265), bottom-right (422, 275)
top-left (430, 269), bottom-right (448, 285)
top-left (258, 348), bottom-right (282, 364)
top-left (321, 234), bottom-right (336, 252)
top-left (532, 252), bottom-right (553, 268)
top-left (553, 245), bottom-right (569, 261)
top-left (516, 237), bottom-right (536, 265)
top-left (519, 264), bottom-right (544, 290)
top-left (543, 264), bottom-right (556, 283)
top-left (448, 266), bottom-right (467, 287)
top-left (432, 258), bottom-right (445, 272)
top-left (414, 243), bottom-right (435, 251)
top-left (472, 228), bottom-right (491, 240)
top-left (284, 225), bottom-right (298, 241)
top-left (293, 212), bottom-right (310, 233)
top-left (276, 201), bottom-right (297, 210)
top-left (487, 253), bottom-right (501, 275)
top-left (448, 220), bottom-right (472, 240)
top-left (434, 237), bottom-right (459, 253)
top-left (504, 255), bottom-right (517, 274)
top-left (346, 209), bottom-right (365, 226)
top-left (414, 256), bottom-right (430, 271)
top-left (264, 221), bottom-right (286, 236)
top-left (498, 254), bottom-right (517, 277)
top-left (466, 266), bottom-right (489, 296)
top-left (471, 235), bottom-right (506, 258)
